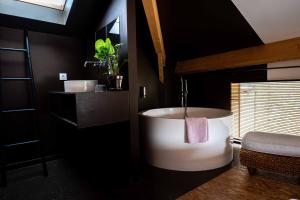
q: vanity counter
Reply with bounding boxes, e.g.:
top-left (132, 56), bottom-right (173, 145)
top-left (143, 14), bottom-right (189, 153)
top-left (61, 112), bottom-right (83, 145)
top-left (49, 91), bottom-right (129, 129)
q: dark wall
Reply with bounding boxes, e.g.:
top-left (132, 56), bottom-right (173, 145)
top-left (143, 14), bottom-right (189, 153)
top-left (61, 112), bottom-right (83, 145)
top-left (156, 0), bottom-right (266, 108)
top-left (95, 0), bottom-right (128, 49)
top-left (185, 66), bottom-right (267, 110)
top-left (136, 0), bottom-right (161, 111)
top-left (84, 0), bottom-right (129, 89)
top-left (171, 0), bottom-right (263, 61)
top-left (0, 0), bottom-right (132, 166)
top-left (154, 0), bottom-right (178, 107)
top-left (74, 0), bottom-right (131, 172)
top-left (0, 27), bottom-right (86, 162)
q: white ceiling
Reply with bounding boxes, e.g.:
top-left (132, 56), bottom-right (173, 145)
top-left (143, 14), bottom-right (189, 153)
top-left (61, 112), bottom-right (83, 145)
top-left (231, 0), bottom-right (300, 44)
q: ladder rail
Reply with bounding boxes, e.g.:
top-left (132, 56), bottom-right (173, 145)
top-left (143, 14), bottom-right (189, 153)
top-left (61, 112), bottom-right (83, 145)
top-left (0, 34), bottom-right (4, 186)
top-left (24, 30), bottom-right (48, 178)
top-left (24, 30), bottom-right (38, 108)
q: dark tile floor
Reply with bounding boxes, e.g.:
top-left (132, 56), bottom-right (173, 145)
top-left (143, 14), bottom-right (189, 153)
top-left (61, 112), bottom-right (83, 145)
top-left (0, 158), bottom-right (233, 200)
top-left (2, 144), bottom-right (296, 200)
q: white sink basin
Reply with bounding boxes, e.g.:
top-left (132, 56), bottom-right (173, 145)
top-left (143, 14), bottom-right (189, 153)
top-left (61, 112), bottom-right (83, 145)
top-left (64, 80), bottom-right (97, 93)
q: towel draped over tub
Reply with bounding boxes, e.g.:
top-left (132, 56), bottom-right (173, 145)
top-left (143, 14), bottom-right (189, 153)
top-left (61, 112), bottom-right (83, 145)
top-left (185, 117), bottom-right (209, 143)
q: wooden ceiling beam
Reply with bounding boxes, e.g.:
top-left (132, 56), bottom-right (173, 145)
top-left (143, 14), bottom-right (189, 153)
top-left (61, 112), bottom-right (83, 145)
top-left (142, 0), bottom-right (166, 82)
top-left (176, 37), bottom-right (300, 74)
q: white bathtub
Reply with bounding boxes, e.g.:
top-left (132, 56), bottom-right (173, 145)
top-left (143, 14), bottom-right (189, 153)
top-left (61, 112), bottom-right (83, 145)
top-left (139, 107), bottom-right (233, 171)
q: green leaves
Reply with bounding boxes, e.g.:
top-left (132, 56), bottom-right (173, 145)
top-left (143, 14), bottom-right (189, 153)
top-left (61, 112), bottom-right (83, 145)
top-left (95, 39), bottom-right (105, 52)
top-left (94, 38), bottom-right (124, 76)
top-left (106, 38), bottom-right (115, 55)
top-left (114, 43), bottom-right (123, 50)
top-left (94, 38), bottom-right (115, 61)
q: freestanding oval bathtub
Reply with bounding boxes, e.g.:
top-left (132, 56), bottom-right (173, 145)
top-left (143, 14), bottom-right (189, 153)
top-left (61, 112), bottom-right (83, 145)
top-left (139, 107), bottom-right (233, 171)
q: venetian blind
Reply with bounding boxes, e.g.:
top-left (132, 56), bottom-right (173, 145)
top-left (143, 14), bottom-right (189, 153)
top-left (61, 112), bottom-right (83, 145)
top-left (231, 81), bottom-right (300, 138)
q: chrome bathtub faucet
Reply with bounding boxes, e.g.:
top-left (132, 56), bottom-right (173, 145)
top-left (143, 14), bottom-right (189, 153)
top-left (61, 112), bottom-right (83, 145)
top-left (181, 77), bottom-right (188, 117)
top-left (181, 77), bottom-right (188, 107)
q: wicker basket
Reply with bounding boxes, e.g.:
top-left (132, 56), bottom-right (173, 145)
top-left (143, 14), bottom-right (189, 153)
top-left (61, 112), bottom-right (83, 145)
top-left (240, 148), bottom-right (300, 176)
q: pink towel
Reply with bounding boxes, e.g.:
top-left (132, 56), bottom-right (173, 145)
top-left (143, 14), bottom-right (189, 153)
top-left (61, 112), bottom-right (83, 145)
top-left (185, 117), bottom-right (208, 143)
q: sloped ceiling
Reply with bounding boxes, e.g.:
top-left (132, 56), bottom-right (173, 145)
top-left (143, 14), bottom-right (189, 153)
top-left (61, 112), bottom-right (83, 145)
top-left (232, 0), bottom-right (300, 44)
top-left (157, 0), bottom-right (263, 62)
top-left (231, 0), bottom-right (300, 80)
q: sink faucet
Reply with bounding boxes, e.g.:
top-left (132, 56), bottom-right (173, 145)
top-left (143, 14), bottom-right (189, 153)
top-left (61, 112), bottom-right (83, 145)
top-left (181, 76), bottom-right (188, 110)
top-left (84, 60), bottom-right (106, 68)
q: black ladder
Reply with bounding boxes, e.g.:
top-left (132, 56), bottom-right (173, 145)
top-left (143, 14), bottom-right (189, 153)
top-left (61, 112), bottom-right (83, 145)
top-left (0, 30), bottom-right (48, 187)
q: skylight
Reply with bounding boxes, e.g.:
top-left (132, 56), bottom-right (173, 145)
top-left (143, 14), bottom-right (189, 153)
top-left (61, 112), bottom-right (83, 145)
top-left (18, 0), bottom-right (66, 11)
top-left (0, 0), bottom-right (73, 25)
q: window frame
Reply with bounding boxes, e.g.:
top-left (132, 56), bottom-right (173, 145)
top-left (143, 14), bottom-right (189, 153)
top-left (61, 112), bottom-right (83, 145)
top-left (18, 0), bottom-right (67, 11)
top-left (0, 0), bottom-right (73, 25)
top-left (17, 0), bottom-right (67, 11)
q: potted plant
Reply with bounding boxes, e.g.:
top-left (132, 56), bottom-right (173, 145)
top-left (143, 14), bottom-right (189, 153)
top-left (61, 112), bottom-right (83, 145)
top-left (94, 38), bottom-right (124, 90)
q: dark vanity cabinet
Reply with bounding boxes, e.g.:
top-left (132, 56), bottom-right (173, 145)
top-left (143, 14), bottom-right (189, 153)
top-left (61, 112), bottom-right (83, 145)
top-left (49, 91), bottom-right (129, 129)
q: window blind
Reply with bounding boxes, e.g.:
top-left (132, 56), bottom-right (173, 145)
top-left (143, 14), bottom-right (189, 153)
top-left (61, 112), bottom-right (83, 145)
top-left (231, 81), bottom-right (300, 138)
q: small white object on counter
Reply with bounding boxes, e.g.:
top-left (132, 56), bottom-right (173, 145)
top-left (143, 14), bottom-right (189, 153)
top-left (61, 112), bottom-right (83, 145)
top-left (95, 84), bottom-right (107, 92)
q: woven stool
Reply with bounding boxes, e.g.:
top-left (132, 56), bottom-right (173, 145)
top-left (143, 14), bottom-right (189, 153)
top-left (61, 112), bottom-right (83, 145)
top-left (240, 132), bottom-right (300, 177)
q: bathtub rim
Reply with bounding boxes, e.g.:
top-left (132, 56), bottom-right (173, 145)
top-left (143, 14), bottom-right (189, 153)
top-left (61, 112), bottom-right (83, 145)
top-left (138, 107), bottom-right (233, 120)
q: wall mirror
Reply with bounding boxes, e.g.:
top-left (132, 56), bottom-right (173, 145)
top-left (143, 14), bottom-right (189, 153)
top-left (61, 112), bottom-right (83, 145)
top-left (94, 16), bottom-right (128, 90)
top-left (95, 17), bottom-right (120, 45)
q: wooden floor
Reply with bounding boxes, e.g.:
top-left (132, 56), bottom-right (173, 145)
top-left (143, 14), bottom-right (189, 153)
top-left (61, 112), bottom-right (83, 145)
top-left (177, 167), bottom-right (300, 200)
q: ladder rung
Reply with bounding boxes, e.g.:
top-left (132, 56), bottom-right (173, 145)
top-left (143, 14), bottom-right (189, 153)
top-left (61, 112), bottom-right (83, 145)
top-left (0, 47), bottom-right (27, 52)
top-left (2, 140), bottom-right (40, 148)
top-left (0, 77), bottom-right (32, 80)
top-left (1, 108), bottom-right (36, 113)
